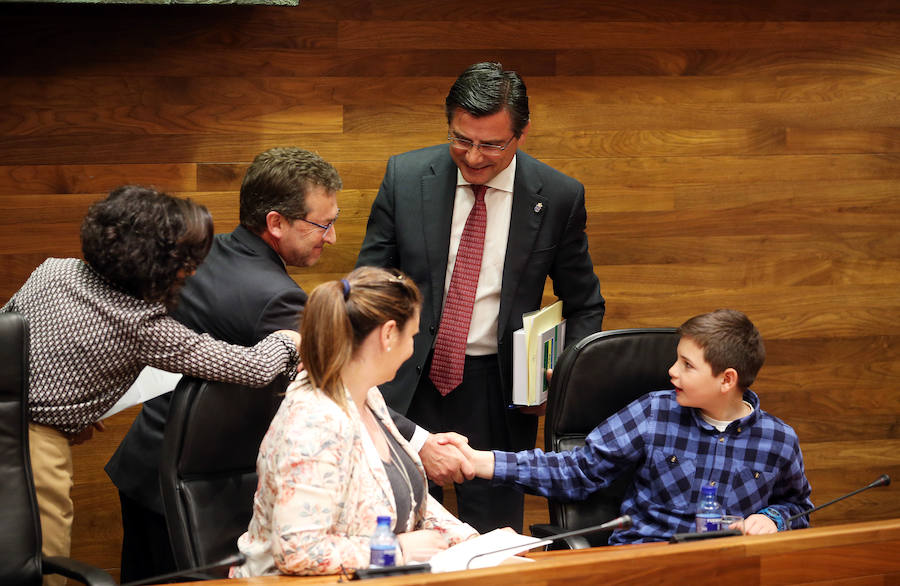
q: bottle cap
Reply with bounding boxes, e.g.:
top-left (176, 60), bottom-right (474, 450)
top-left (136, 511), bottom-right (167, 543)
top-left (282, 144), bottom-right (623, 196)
top-left (701, 484), bottom-right (717, 496)
top-left (376, 515), bottom-right (392, 524)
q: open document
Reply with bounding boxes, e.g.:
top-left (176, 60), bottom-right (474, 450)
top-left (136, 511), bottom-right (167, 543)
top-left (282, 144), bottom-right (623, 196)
top-left (428, 529), bottom-right (544, 572)
top-left (101, 366), bottom-right (182, 418)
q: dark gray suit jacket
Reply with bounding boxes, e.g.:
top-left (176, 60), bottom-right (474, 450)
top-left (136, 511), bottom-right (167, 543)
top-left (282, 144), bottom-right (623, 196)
top-left (357, 145), bottom-right (605, 416)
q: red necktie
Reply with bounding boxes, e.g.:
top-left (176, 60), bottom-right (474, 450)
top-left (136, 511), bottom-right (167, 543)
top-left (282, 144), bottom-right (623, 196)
top-left (429, 185), bottom-right (488, 396)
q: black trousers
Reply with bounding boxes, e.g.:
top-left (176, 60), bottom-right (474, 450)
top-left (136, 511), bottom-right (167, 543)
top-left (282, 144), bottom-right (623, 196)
top-left (407, 354), bottom-right (538, 534)
top-left (118, 491), bottom-right (177, 583)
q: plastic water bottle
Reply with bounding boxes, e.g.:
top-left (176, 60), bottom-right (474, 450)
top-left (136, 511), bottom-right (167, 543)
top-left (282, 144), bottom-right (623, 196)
top-left (695, 484), bottom-right (723, 532)
top-left (369, 515), bottom-right (398, 568)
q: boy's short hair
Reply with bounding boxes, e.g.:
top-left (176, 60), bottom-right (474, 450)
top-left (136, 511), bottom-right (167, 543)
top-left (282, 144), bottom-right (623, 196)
top-left (677, 309), bottom-right (765, 389)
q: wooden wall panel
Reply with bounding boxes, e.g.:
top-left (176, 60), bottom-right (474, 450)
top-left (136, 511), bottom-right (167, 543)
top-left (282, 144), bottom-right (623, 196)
top-left (1, 0), bottom-right (898, 579)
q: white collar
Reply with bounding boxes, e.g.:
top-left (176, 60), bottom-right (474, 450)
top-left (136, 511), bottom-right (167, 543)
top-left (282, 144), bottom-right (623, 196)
top-left (455, 153), bottom-right (517, 193)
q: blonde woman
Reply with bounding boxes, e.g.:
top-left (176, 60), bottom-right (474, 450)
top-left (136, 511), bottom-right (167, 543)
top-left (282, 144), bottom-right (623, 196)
top-left (233, 267), bottom-right (477, 576)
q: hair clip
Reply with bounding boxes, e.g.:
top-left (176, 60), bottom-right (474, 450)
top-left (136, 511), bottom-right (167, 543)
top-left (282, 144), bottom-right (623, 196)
top-left (340, 278), bottom-right (351, 300)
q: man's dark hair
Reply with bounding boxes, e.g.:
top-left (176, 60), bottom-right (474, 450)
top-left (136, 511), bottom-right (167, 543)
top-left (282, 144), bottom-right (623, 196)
top-left (678, 309), bottom-right (766, 389)
top-left (445, 62), bottom-right (530, 137)
top-left (81, 185), bottom-right (214, 308)
top-left (239, 146), bottom-right (343, 234)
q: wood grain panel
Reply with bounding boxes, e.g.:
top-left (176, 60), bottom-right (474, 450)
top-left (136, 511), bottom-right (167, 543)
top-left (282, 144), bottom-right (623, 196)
top-left (555, 47), bottom-right (900, 76)
top-left (0, 164), bottom-right (196, 194)
top-left (368, 0), bottom-right (900, 22)
top-left (1, 0), bottom-right (899, 576)
top-left (0, 104), bottom-right (343, 136)
top-left (531, 101), bottom-right (900, 131)
top-left (338, 21), bottom-right (900, 50)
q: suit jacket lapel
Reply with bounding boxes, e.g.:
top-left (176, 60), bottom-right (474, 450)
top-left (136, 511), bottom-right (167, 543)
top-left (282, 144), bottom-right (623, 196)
top-left (422, 152), bottom-right (458, 325)
top-left (499, 154), bottom-right (547, 338)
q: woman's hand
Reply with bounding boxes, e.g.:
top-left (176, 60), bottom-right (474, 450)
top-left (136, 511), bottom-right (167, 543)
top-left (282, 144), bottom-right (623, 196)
top-left (396, 529), bottom-right (449, 563)
top-left (68, 420), bottom-right (106, 446)
top-left (275, 329), bottom-right (301, 350)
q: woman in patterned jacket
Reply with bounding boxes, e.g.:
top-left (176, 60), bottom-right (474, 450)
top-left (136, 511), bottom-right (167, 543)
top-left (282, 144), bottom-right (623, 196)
top-left (232, 267), bottom-right (478, 577)
top-left (2, 185), bottom-right (301, 578)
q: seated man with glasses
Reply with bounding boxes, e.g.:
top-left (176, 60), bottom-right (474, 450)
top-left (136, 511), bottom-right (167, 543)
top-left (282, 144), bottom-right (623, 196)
top-left (357, 62), bottom-right (606, 534)
top-left (107, 147), bottom-right (473, 582)
top-left (105, 147), bottom-right (341, 582)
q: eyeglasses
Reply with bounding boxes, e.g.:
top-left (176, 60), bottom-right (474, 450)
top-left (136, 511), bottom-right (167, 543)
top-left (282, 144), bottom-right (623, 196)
top-left (447, 132), bottom-right (515, 157)
top-left (296, 209), bottom-right (340, 235)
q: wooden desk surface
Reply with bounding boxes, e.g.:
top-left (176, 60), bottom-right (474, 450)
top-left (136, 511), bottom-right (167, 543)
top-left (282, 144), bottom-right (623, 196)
top-left (179, 518), bottom-right (900, 585)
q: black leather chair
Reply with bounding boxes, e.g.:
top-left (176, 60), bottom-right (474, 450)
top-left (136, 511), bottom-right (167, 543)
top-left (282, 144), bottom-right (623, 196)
top-left (530, 327), bottom-right (679, 549)
top-left (0, 312), bottom-right (115, 585)
top-left (159, 374), bottom-right (288, 577)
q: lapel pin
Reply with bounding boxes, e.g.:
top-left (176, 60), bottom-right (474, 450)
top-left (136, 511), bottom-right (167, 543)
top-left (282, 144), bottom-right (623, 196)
top-left (533, 202), bottom-right (543, 213)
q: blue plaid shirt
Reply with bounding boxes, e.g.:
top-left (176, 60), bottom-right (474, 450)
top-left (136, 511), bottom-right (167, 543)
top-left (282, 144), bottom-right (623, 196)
top-left (493, 389), bottom-right (812, 544)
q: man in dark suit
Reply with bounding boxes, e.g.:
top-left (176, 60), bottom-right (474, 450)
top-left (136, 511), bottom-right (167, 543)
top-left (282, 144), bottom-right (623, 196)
top-left (106, 147), bottom-right (471, 582)
top-left (104, 147), bottom-right (341, 582)
top-left (356, 62), bottom-right (606, 533)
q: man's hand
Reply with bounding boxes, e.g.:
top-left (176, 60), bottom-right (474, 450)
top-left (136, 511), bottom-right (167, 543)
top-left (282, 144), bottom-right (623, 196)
top-left (419, 432), bottom-right (475, 485)
top-left (68, 420), bottom-right (106, 446)
top-left (743, 513), bottom-right (778, 535)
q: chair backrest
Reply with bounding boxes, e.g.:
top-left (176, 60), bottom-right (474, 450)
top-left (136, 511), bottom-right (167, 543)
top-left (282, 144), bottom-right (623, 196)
top-left (0, 312), bottom-right (43, 585)
top-left (160, 375), bottom-right (287, 575)
top-left (544, 327), bottom-right (679, 546)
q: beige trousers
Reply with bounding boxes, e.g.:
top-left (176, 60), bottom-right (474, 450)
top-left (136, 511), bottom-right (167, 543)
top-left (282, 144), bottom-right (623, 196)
top-left (28, 423), bottom-right (74, 586)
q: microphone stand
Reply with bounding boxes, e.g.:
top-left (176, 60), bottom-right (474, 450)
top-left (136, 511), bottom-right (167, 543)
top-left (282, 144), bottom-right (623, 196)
top-left (785, 474), bottom-right (891, 525)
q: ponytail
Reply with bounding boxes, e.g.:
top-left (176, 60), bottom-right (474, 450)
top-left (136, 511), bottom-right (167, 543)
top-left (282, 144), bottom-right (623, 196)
top-left (300, 280), bottom-right (354, 408)
top-left (300, 267), bottom-right (421, 409)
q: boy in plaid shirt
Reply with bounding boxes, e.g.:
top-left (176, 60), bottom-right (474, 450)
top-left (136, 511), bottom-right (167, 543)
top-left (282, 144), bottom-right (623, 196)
top-left (458, 309), bottom-right (812, 543)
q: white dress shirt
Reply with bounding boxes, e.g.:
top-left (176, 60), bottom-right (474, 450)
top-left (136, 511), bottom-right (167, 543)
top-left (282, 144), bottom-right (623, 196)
top-left (444, 156), bottom-right (516, 356)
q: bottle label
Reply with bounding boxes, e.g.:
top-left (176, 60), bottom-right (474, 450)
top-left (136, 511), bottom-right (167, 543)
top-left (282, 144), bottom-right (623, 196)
top-left (370, 547), bottom-right (396, 568)
top-left (696, 516), bottom-right (722, 532)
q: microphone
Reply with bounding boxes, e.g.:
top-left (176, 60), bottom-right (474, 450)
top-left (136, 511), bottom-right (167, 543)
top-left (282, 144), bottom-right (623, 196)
top-left (784, 473), bottom-right (891, 525)
top-left (672, 474), bottom-right (891, 543)
top-left (120, 552), bottom-right (246, 586)
top-left (464, 514), bottom-right (632, 569)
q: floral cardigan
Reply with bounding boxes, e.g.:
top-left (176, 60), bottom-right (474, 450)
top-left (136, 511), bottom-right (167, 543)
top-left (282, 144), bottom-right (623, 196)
top-left (231, 372), bottom-right (478, 576)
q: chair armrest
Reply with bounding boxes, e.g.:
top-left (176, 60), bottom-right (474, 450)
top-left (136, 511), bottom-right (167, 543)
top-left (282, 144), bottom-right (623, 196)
top-left (43, 556), bottom-right (116, 586)
top-left (528, 524), bottom-right (593, 550)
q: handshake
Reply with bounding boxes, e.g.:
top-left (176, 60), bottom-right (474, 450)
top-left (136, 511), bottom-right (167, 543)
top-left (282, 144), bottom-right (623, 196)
top-left (419, 432), bottom-right (496, 486)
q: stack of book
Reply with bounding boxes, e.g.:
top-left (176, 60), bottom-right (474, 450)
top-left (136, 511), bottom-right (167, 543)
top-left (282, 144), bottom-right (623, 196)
top-left (512, 300), bottom-right (566, 406)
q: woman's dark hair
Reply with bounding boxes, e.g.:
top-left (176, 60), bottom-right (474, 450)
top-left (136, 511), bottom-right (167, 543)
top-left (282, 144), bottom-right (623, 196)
top-left (81, 185), bottom-right (214, 307)
top-left (301, 267), bottom-right (421, 409)
top-left (445, 62), bottom-right (530, 137)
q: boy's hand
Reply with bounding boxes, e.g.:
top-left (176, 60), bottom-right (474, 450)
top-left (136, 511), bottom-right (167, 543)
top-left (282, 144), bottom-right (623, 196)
top-left (742, 513), bottom-right (778, 535)
top-left (446, 438), bottom-right (495, 480)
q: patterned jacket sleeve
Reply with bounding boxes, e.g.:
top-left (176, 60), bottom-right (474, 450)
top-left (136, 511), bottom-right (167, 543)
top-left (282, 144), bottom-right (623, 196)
top-left (137, 313), bottom-right (298, 387)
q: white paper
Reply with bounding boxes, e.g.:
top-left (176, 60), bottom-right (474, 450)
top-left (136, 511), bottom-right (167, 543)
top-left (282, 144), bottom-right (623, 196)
top-left (100, 366), bottom-right (182, 418)
top-left (428, 529), bottom-right (544, 573)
